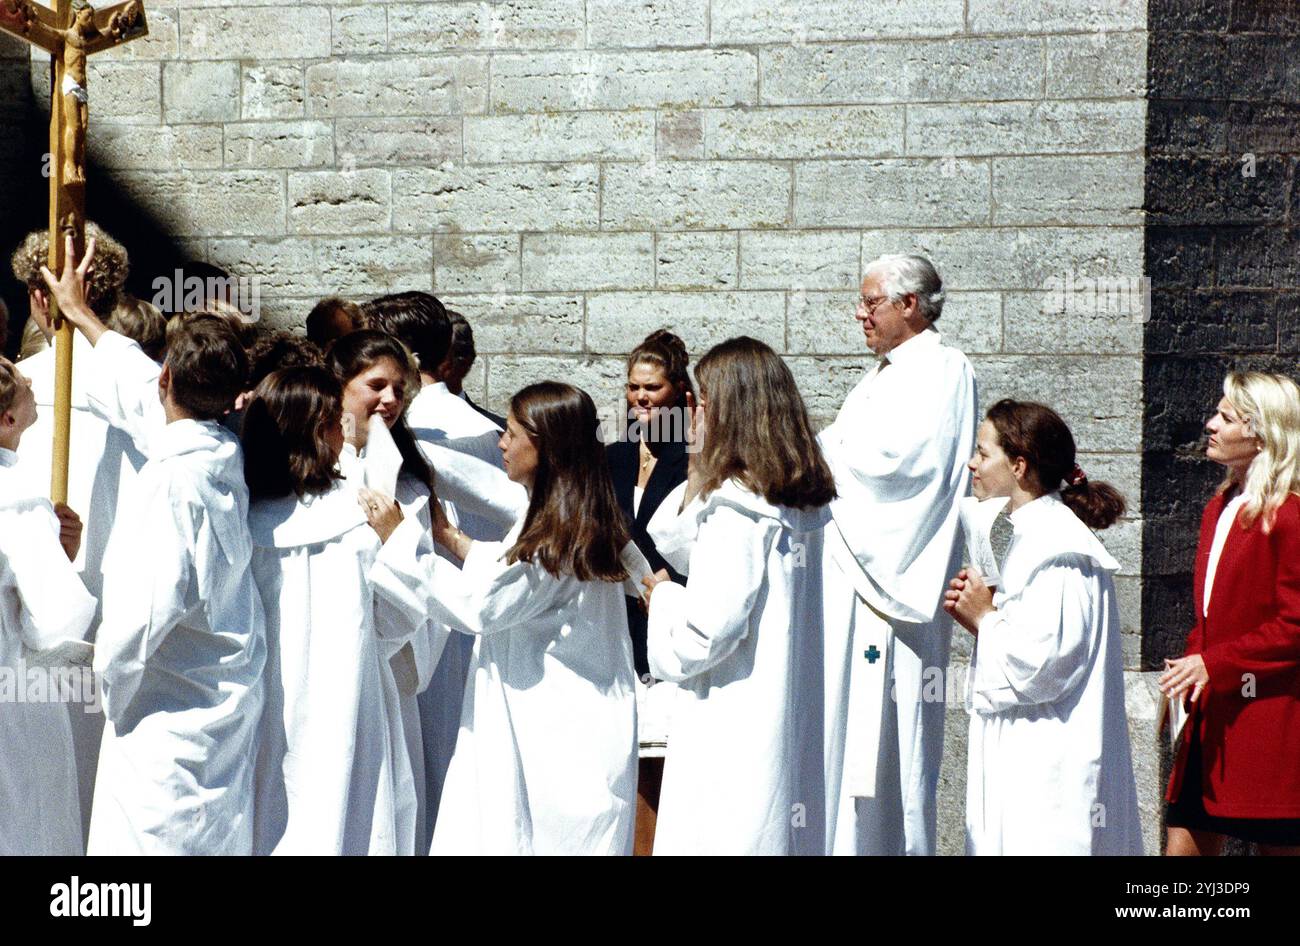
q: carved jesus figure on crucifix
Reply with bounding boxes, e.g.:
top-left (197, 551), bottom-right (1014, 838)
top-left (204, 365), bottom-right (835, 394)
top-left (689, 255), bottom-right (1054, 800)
top-left (1, 0), bottom-right (145, 186)
top-left (55, 1), bottom-right (95, 182)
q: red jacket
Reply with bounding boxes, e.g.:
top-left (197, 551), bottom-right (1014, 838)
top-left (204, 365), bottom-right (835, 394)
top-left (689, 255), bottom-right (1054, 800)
top-left (1167, 492), bottom-right (1300, 817)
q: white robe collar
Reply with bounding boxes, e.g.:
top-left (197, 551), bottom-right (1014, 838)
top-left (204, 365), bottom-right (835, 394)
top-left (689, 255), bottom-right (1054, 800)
top-left (148, 419), bottom-right (250, 566)
top-left (248, 481), bottom-right (368, 549)
top-left (879, 326), bottom-right (942, 370)
top-left (708, 478), bottom-right (832, 533)
top-left (151, 418), bottom-right (242, 471)
top-left (1005, 492), bottom-right (1119, 578)
top-left (0, 447), bottom-right (41, 513)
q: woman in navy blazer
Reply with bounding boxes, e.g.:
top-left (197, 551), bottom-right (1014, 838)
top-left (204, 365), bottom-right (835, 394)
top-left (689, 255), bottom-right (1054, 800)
top-left (607, 330), bottom-right (693, 679)
top-left (1161, 371), bottom-right (1300, 855)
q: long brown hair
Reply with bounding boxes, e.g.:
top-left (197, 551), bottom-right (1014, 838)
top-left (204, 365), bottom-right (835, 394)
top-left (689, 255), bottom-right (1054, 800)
top-left (242, 366), bottom-right (343, 501)
top-left (326, 330), bottom-right (434, 494)
top-left (694, 336), bottom-right (836, 509)
top-left (985, 399), bottom-right (1126, 530)
top-left (507, 382), bottom-right (630, 582)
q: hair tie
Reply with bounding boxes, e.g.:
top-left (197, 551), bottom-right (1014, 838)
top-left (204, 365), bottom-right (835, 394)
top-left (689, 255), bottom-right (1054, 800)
top-left (1070, 463), bottom-right (1088, 487)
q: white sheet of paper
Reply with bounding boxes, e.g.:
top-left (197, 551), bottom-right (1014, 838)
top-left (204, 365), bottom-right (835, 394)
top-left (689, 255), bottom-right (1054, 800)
top-left (620, 541), bottom-right (656, 601)
top-left (959, 496), bottom-right (1008, 589)
top-left (364, 413), bottom-right (403, 497)
top-left (1157, 690), bottom-right (1190, 750)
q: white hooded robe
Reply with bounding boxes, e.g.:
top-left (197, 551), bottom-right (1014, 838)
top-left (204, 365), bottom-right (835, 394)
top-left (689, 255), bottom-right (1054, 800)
top-left (83, 332), bottom-right (266, 856)
top-left (965, 493), bottom-right (1143, 856)
top-left (0, 448), bottom-right (96, 855)
top-left (645, 479), bottom-right (831, 855)
top-left (249, 482), bottom-right (427, 855)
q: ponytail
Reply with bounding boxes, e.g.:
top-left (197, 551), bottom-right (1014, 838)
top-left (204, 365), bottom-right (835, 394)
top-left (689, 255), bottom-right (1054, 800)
top-left (1060, 478), bottom-right (1127, 530)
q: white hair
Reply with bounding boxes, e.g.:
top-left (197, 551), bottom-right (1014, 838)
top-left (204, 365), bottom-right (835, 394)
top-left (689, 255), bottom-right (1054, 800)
top-left (864, 253), bottom-right (946, 322)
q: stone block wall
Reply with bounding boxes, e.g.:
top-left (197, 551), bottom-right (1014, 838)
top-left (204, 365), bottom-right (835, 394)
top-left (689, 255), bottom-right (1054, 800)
top-left (4, 1), bottom-right (1149, 652)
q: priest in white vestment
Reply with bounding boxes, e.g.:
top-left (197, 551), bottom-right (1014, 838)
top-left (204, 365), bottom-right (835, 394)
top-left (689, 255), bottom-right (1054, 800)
top-left (0, 360), bottom-right (96, 856)
top-left (820, 254), bottom-right (977, 856)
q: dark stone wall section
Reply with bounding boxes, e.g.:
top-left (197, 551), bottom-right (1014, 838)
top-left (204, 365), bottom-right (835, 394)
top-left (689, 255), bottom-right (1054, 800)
top-left (0, 32), bottom-right (44, 357)
top-left (1144, 0), bottom-right (1300, 667)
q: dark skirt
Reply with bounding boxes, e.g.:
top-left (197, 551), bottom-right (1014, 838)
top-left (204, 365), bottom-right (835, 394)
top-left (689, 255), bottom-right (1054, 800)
top-left (625, 596), bottom-right (650, 681)
top-left (1166, 725), bottom-right (1300, 847)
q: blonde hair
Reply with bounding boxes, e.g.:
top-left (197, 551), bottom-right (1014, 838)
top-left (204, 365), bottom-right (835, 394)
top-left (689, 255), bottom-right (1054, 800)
top-left (1221, 370), bottom-right (1300, 532)
top-left (10, 222), bottom-right (130, 319)
top-left (17, 318), bottom-right (49, 361)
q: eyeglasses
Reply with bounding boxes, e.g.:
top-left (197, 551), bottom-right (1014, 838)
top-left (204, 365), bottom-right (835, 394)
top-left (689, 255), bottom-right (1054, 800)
top-left (859, 295), bottom-right (892, 316)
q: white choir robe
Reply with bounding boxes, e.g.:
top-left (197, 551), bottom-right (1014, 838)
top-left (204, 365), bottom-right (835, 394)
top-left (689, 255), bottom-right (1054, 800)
top-left (249, 482), bottom-right (431, 855)
top-left (818, 327), bottom-right (976, 856)
top-left (0, 449), bottom-right (96, 855)
top-left (83, 332), bottom-right (267, 856)
top-left (16, 334), bottom-right (148, 841)
top-left (645, 480), bottom-right (831, 855)
top-left (338, 443), bottom-right (452, 852)
top-left (379, 516), bottom-right (638, 855)
top-left (966, 493), bottom-right (1143, 855)
top-left (406, 382), bottom-right (525, 846)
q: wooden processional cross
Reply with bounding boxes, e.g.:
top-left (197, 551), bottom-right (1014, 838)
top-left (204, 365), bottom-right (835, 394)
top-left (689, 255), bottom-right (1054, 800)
top-left (0, 0), bottom-right (146, 502)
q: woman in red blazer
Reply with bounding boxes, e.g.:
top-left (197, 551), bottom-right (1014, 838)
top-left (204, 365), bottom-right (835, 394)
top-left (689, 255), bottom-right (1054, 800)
top-left (1161, 371), bottom-right (1300, 855)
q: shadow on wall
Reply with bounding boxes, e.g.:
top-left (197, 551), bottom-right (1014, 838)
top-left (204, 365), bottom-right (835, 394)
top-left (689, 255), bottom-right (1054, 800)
top-left (1, 48), bottom-right (200, 358)
top-left (1141, 1), bottom-right (1300, 669)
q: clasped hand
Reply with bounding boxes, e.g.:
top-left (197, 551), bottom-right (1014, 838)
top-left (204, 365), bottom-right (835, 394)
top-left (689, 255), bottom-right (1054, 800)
top-left (943, 568), bottom-right (995, 635)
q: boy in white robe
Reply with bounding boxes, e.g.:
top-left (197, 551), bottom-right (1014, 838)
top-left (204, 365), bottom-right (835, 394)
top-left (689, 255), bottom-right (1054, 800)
top-left (820, 255), bottom-right (977, 856)
top-left (0, 357), bottom-right (96, 855)
top-left (42, 240), bottom-right (267, 855)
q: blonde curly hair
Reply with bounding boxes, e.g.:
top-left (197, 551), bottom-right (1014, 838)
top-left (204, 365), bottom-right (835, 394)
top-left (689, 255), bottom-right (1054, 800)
top-left (10, 222), bottom-right (130, 319)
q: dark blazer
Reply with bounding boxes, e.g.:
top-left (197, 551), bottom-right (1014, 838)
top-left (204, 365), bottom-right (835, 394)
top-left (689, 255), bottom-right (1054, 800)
top-left (607, 436), bottom-right (689, 677)
top-left (607, 437), bottom-right (689, 580)
top-left (1167, 491), bottom-right (1300, 818)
